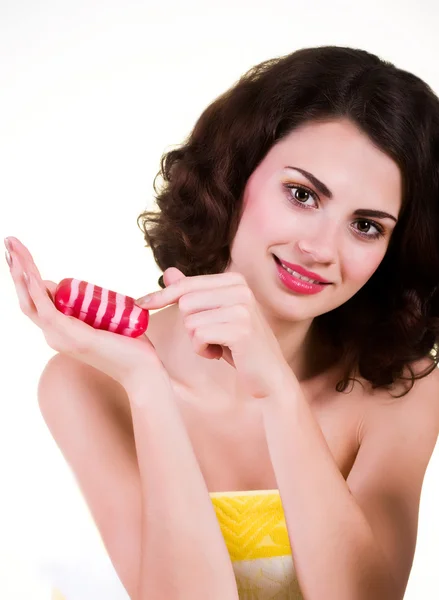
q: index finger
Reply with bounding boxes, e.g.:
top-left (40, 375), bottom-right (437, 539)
top-left (136, 271), bottom-right (245, 309)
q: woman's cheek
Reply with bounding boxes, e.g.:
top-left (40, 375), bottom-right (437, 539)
top-left (346, 246), bottom-right (387, 286)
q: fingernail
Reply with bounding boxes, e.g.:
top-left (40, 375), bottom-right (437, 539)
top-left (23, 272), bottom-right (29, 284)
top-left (5, 249), bottom-right (12, 267)
top-left (4, 237), bottom-right (12, 252)
top-left (138, 294), bottom-right (153, 304)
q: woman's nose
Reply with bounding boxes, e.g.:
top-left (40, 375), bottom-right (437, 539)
top-left (297, 224), bottom-right (338, 264)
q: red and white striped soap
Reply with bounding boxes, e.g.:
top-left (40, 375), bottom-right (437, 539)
top-left (54, 278), bottom-right (149, 338)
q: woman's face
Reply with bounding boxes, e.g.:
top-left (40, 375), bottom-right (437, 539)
top-left (227, 118), bottom-right (402, 323)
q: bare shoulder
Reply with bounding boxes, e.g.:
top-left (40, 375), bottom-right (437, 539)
top-left (356, 355), bottom-right (439, 476)
top-left (361, 355), bottom-right (439, 429)
top-left (38, 352), bottom-right (132, 427)
top-left (39, 351), bottom-right (125, 398)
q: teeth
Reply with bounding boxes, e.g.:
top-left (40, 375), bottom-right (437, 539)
top-left (281, 263), bottom-right (321, 284)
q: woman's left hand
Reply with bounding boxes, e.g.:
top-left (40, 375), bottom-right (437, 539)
top-left (136, 267), bottom-right (294, 398)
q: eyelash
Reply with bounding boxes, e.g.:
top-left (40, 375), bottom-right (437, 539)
top-left (283, 183), bottom-right (386, 241)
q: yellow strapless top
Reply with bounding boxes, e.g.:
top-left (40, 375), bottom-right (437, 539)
top-left (210, 489), bottom-right (302, 599)
top-left (52, 489), bottom-right (303, 600)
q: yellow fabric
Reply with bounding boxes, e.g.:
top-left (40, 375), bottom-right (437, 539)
top-left (52, 489), bottom-right (302, 599)
top-left (210, 489), bottom-right (303, 599)
top-left (210, 489), bottom-right (291, 561)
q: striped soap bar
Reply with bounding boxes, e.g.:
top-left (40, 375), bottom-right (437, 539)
top-left (54, 278), bottom-right (149, 338)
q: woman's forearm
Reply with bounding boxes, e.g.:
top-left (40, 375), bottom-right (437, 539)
top-left (262, 378), bottom-right (397, 600)
top-left (125, 367), bottom-right (239, 600)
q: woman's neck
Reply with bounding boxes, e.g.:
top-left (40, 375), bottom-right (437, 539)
top-left (255, 305), bottom-right (339, 383)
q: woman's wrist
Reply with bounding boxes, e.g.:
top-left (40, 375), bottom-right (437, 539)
top-left (123, 359), bottom-right (173, 405)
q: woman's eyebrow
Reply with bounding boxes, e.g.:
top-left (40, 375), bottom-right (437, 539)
top-left (285, 166), bottom-right (333, 198)
top-left (353, 208), bottom-right (398, 223)
top-left (284, 166), bottom-right (398, 222)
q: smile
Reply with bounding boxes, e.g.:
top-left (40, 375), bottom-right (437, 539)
top-left (273, 255), bottom-right (331, 296)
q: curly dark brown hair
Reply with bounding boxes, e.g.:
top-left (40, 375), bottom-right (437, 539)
top-left (137, 45), bottom-right (439, 398)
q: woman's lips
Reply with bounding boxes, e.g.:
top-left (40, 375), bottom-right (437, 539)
top-left (273, 256), bottom-right (329, 295)
top-left (273, 255), bottom-right (332, 285)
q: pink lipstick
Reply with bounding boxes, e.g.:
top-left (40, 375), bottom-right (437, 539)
top-left (273, 255), bottom-right (332, 295)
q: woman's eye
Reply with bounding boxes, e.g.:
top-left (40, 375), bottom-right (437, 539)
top-left (284, 184), bottom-right (319, 208)
top-left (352, 220), bottom-right (385, 240)
top-left (283, 183), bottom-right (386, 241)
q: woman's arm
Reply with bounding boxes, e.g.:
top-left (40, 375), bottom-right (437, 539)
top-left (261, 369), bottom-right (439, 600)
top-left (38, 354), bottom-right (143, 598)
top-left (38, 354), bottom-right (238, 600)
top-left (125, 368), bottom-right (239, 600)
top-left (6, 235), bottom-right (237, 599)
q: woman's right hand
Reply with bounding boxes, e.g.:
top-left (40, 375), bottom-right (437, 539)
top-left (6, 236), bottom-right (164, 390)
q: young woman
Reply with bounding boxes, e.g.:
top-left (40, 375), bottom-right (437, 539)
top-left (6, 45), bottom-right (439, 600)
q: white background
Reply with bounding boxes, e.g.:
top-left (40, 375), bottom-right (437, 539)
top-left (1, 1), bottom-right (438, 598)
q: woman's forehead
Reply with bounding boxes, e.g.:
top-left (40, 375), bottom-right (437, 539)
top-left (249, 120), bottom-right (403, 215)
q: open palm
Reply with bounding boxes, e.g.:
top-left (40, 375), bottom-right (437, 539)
top-left (5, 236), bottom-right (162, 388)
